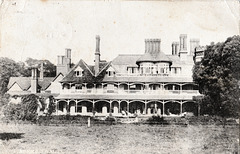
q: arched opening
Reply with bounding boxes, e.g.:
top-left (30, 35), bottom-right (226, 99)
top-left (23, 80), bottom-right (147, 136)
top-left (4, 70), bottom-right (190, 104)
top-left (96, 83), bottom-right (103, 93)
top-left (147, 101), bottom-right (163, 115)
top-left (182, 84), bottom-right (195, 90)
top-left (62, 83), bottom-right (70, 90)
top-left (86, 83), bottom-right (94, 93)
top-left (69, 101), bottom-right (76, 115)
top-left (182, 101), bottom-right (198, 116)
top-left (129, 101), bottom-right (145, 114)
top-left (149, 83), bottom-right (160, 90)
top-left (118, 83), bottom-right (128, 94)
top-left (120, 101), bottom-right (127, 111)
top-left (164, 84), bottom-right (180, 90)
top-left (95, 101), bottom-right (110, 115)
top-left (58, 101), bottom-right (67, 115)
top-left (112, 101), bottom-right (119, 115)
top-left (164, 101), bottom-right (180, 115)
top-left (77, 101), bottom-right (93, 114)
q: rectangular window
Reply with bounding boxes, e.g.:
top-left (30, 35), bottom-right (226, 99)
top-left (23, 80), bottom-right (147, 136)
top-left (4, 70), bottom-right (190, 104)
top-left (75, 84), bottom-right (82, 90)
top-left (75, 71), bottom-right (83, 77)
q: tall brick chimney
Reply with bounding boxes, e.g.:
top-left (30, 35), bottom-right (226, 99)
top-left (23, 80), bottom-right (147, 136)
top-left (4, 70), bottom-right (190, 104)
top-left (31, 67), bottom-right (38, 93)
top-left (95, 35), bottom-right (100, 76)
top-left (39, 62), bottom-right (44, 81)
top-left (144, 39), bottom-right (161, 54)
top-left (172, 42), bottom-right (179, 55)
top-left (179, 34), bottom-right (188, 60)
top-left (190, 39), bottom-right (200, 55)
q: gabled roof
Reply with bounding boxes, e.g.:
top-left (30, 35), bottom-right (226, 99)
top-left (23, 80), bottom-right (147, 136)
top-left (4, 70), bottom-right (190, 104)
top-left (60, 59), bottom-right (110, 83)
top-left (8, 77), bottom-right (31, 90)
top-left (38, 77), bottom-right (55, 90)
top-left (7, 76), bottom-right (55, 91)
top-left (136, 52), bottom-right (172, 65)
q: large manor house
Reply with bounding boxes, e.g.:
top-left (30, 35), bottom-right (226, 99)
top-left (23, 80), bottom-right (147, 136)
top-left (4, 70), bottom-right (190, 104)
top-left (7, 34), bottom-right (204, 117)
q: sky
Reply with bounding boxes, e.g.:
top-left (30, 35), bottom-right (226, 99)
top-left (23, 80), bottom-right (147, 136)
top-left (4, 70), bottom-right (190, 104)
top-left (0, 0), bottom-right (239, 65)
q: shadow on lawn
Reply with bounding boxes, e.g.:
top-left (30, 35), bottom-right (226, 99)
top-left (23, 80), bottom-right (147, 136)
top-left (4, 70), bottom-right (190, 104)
top-left (0, 133), bottom-right (24, 140)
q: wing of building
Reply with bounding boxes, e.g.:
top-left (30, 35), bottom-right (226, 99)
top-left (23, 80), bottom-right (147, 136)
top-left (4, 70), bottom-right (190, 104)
top-left (54, 34), bottom-right (202, 117)
top-left (7, 34), bottom-right (203, 117)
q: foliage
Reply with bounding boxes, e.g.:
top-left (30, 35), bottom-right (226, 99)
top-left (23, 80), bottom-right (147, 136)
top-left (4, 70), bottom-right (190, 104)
top-left (3, 94), bottom-right (40, 121)
top-left (0, 57), bottom-right (56, 95)
top-left (0, 93), bottom-right (10, 108)
top-left (25, 58), bottom-right (56, 77)
top-left (0, 58), bottom-right (24, 95)
top-left (193, 36), bottom-right (240, 118)
top-left (147, 115), bottom-right (168, 124)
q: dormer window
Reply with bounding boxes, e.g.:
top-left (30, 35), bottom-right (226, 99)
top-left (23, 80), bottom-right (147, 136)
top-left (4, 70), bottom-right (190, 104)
top-left (106, 66), bottom-right (116, 77)
top-left (106, 71), bottom-right (115, 77)
top-left (74, 66), bottom-right (84, 77)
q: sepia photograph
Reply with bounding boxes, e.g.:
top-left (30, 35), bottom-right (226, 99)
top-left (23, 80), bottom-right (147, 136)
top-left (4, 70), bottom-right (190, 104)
top-left (0, 0), bottom-right (239, 153)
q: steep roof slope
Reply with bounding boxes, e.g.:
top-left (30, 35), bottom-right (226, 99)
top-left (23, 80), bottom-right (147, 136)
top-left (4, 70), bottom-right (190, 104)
top-left (60, 59), bottom-right (110, 83)
top-left (7, 77), bottom-right (55, 91)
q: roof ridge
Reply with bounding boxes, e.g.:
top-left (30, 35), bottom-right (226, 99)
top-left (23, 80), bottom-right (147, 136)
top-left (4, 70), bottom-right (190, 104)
top-left (81, 60), bottom-right (95, 76)
top-left (96, 61), bottom-right (111, 77)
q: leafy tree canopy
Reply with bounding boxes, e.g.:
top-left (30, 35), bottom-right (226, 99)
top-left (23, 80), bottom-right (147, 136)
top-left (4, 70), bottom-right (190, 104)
top-left (25, 58), bottom-right (56, 77)
top-left (0, 57), bottom-right (56, 95)
top-left (193, 36), bottom-right (240, 118)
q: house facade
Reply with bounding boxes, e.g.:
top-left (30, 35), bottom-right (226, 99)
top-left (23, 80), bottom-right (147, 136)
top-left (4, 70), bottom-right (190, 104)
top-left (55, 34), bottom-right (202, 117)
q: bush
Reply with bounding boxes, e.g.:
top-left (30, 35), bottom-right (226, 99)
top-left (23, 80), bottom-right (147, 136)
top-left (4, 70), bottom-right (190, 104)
top-left (2, 94), bottom-right (39, 122)
top-left (147, 115), bottom-right (168, 125)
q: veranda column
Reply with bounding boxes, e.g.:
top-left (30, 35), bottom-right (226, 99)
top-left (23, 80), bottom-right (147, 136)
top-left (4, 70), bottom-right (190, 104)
top-left (180, 84), bottom-right (182, 94)
top-left (94, 84), bottom-right (96, 94)
top-left (144, 101), bottom-right (147, 115)
top-left (55, 100), bottom-right (58, 115)
top-left (92, 100), bottom-right (95, 117)
top-left (127, 101), bottom-right (129, 113)
top-left (75, 101), bottom-right (78, 115)
top-left (118, 101), bottom-right (121, 113)
top-left (180, 101), bottom-right (183, 115)
top-left (198, 101), bottom-right (200, 117)
top-left (162, 101), bottom-right (165, 116)
top-left (109, 100), bottom-right (112, 115)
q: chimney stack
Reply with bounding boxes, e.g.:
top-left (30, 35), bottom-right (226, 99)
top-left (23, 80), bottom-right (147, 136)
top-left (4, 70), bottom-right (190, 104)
top-left (179, 34), bottom-right (187, 51)
top-left (145, 39), bottom-right (161, 54)
top-left (65, 48), bottom-right (71, 71)
top-left (172, 42), bottom-right (179, 55)
top-left (190, 39), bottom-right (200, 55)
top-left (39, 62), bottom-right (44, 81)
top-left (179, 34), bottom-right (188, 60)
top-left (31, 67), bottom-right (38, 93)
top-left (95, 35), bottom-right (100, 76)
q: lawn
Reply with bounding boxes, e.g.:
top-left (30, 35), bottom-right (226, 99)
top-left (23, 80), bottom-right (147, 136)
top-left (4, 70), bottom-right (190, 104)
top-left (0, 123), bottom-right (238, 154)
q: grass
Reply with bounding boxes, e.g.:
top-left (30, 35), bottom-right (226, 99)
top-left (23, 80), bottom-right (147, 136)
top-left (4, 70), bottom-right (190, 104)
top-left (0, 122), bottom-right (238, 154)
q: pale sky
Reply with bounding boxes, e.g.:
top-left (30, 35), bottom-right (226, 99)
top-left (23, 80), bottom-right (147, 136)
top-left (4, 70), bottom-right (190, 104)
top-left (0, 0), bottom-right (239, 65)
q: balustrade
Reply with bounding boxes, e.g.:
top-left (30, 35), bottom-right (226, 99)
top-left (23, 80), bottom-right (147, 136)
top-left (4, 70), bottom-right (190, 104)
top-left (60, 88), bottom-right (199, 95)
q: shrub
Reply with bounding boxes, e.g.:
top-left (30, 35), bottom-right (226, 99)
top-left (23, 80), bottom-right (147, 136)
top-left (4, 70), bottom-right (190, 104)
top-left (3, 94), bottom-right (40, 122)
top-left (147, 115), bottom-right (168, 124)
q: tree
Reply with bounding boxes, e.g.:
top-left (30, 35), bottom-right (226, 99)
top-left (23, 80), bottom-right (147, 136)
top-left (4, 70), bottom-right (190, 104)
top-left (193, 36), bottom-right (240, 118)
top-left (0, 58), bottom-right (23, 95)
top-left (25, 58), bottom-right (56, 77)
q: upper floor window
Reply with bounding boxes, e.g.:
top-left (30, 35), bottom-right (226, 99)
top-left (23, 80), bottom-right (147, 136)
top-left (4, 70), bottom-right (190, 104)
top-left (106, 71), bottom-right (115, 77)
top-left (106, 66), bottom-right (116, 77)
top-left (128, 67), bottom-right (139, 74)
top-left (74, 66), bottom-right (84, 77)
top-left (75, 84), bottom-right (82, 90)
